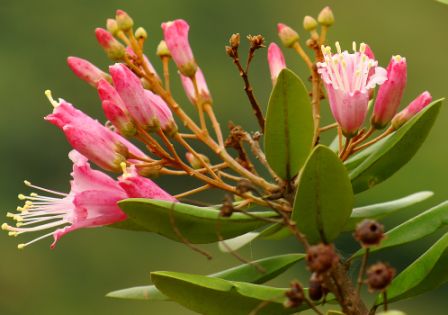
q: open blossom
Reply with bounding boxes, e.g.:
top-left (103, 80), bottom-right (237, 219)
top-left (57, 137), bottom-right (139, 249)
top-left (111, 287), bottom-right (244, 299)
top-left (267, 43), bottom-right (286, 85)
top-left (67, 57), bottom-right (111, 87)
top-left (162, 19), bottom-right (197, 77)
top-left (179, 67), bottom-right (212, 105)
top-left (2, 151), bottom-right (176, 249)
top-left (391, 91), bottom-right (432, 129)
top-left (317, 42), bottom-right (387, 137)
top-left (372, 56), bottom-right (407, 129)
top-left (44, 93), bottom-right (147, 172)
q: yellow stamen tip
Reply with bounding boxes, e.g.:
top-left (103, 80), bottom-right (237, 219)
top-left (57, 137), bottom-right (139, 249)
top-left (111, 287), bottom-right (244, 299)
top-left (15, 223), bottom-right (23, 228)
top-left (30, 193), bottom-right (38, 197)
top-left (393, 55), bottom-right (402, 62)
top-left (9, 231), bottom-right (18, 236)
top-left (6, 212), bottom-right (15, 218)
top-left (24, 180), bottom-right (31, 186)
top-left (120, 162), bottom-right (130, 178)
top-left (45, 90), bottom-right (59, 108)
top-left (2, 223), bottom-right (9, 231)
top-left (17, 244), bottom-right (26, 250)
top-left (18, 194), bottom-right (26, 200)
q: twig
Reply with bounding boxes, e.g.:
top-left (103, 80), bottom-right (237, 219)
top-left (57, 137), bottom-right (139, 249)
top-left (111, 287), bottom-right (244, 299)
top-left (357, 248), bottom-right (370, 293)
top-left (319, 122), bottom-right (338, 132)
top-left (161, 56), bottom-right (171, 93)
top-left (174, 184), bottom-right (210, 199)
top-left (383, 291), bottom-right (388, 311)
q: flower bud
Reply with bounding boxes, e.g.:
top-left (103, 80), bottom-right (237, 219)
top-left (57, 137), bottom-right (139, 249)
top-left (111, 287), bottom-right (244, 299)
top-left (267, 43), bottom-right (286, 85)
top-left (134, 163), bottom-right (163, 178)
top-left (306, 243), bottom-right (339, 274)
top-left (144, 90), bottom-right (177, 135)
top-left (372, 55), bottom-right (407, 129)
top-left (391, 91), bottom-right (432, 130)
top-left (156, 40), bottom-right (171, 57)
top-left (95, 28), bottom-right (126, 61)
top-left (303, 16), bottom-right (318, 31)
top-left (354, 219), bottom-right (385, 247)
top-left (135, 27), bottom-right (147, 40)
top-left (125, 46), bottom-right (160, 80)
top-left (284, 281), bottom-right (304, 309)
top-left (179, 67), bottom-right (212, 105)
top-left (115, 9), bottom-right (134, 32)
top-left (366, 262), bottom-right (395, 292)
top-left (67, 57), bottom-right (111, 87)
top-left (308, 273), bottom-right (325, 301)
top-left (220, 194), bottom-right (235, 217)
top-left (185, 152), bottom-right (210, 170)
top-left (247, 34), bottom-right (265, 50)
top-left (161, 19), bottom-right (197, 77)
top-left (106, 18), bottom-right (119, 36)
top-left (229, 33), bottom-right (240, 48)
top-left (317, 6), bottom-right (335, 26)
top-left (277, 23), bottom-right (299, 48)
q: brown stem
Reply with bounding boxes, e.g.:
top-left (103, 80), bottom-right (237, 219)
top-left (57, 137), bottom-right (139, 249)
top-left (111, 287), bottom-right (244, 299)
top-left (174, 184), bottom-right (210, 199)
top-left (319, 122), bottom-right (338, 132)
top-left (383, 291), bottom-right (388, 311)
top-left (204, 103), bottom-right (225, 148)
top-left (357, 248), bottom-right (370, 293)
top-left (161, 56), bottom-right (171, 93)
top-left (352, 126), bottom-right (394, 153)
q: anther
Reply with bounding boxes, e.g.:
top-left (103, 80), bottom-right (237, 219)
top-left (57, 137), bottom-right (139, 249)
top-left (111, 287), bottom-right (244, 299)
top-left (335, 41), bottom-right (342, 54)
top-left (9, 231), bottom-right (18, 236)
top-left (1, 223), bottom-right (9, 230)
top-left (352, 41), bottom-right (357, 52)
top-left (24, 180), bottom-right (32, 186)
top-left (18, 194), bottom-right (26, 200)
top-left (17, 244), bottom-right (25, 250)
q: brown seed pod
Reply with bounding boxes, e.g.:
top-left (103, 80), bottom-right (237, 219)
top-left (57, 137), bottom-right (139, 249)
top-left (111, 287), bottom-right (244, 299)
top-left (284, 281), bottom-right (304, 309)
top-left (308, 272), bottom-right (324, 301)
top-left (306, 243), bottom-right (339, 273)
top-left (354, 219), bottom-right (385, 247)
top-left (366, 262), bottom-right (395, 292)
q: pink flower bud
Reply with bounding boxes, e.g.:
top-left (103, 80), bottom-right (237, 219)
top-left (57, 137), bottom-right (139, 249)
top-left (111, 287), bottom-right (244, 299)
top-left (125, 46), bottom-right (160, 80)
top-left (144, 90), bottom-right (177, 135)
top-left (67, 57), bottom-right (110, 87)
top-left (179, 67), bottom-right (212, 105)
top-left (277, 23), bottom-right (299, 48)
top-left (267, 43), bottom-right (286, 85)
top-left (317, 43), bottom-right (387, 137)
top-left (161, 19), bottom-right (197, 77)
top-left (391, 91), bottom-right (432, 129)
top-left (115, 9), bottom-right (134, 31)
top-left (109, 63), bottom-right (158, 130)
top-left (372, 55), bottom-right (407, 129)
top-left (95, 28), bottom-right (126, 61)
top-left (45, 98), bottom-right (147, 171)
top-left (119, 165), bottom-right (176, 202)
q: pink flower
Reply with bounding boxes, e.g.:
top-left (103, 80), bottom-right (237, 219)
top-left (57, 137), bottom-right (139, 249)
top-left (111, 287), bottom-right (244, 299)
top-left (372, 56), bottom-right (407, 129)
top-left (179, 67), bottom-right (212, 105)
top-left (45, 96), bottom-right (147, 171)
top-left (391, 91), bottom-right (432, 129)
top-left (119, 165), bottom-right (177, 202)
top-left (67, 57), bottom-right (110, 87)
top-left (161, 19), bottom-right (197, 77)
top-left (97, 79), bottom-right (136, 137)
top-left (144, 90), bottom-right (177, 135)
top-left (317, 42), bottom-right (387, 137)
top-left (95, 28), bottom-right (125, 61)
top-left (267, 43), bottom-right (286, 85)
top-left (2, 151), bottom-right (128, 249)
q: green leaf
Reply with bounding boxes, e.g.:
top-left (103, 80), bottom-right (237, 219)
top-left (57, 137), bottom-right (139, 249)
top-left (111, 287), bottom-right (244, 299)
top-left (106, 254), bottom-right (305, 301)
top-left (437, 0), bottom-right (448, 5)
top-left (264, 68), bottom-right (314, 180)
top-left (293, 145), bottom-right (354, 244)
top-left (353, 201), bottom-right (448, 258)
top-left (343, 191), bottom-right (433, 231)
top-left (376, 233), bottom-right (448, 305)
top-left (151, 271), bottom-right (305, 315)
top-left (115, 199), bottom-right (277, 243)
top-left (350, 99), bottom-right (443, 193)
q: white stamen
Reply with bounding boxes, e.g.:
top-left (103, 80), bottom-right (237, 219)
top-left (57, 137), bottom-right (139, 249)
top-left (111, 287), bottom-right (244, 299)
top-left (17, 230), bottom-right (58, 249)
top-left (24, 180), bottom-right (68, 197)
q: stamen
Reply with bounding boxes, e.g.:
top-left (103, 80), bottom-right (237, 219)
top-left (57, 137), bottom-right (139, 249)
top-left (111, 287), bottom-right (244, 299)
top-left (17, 230), bottom-right (56, 250)
top-left (352, 41), bottom-right (357, 52)
top-left (335, 41), bottom-right (342, 54)
top-left (359, 43), bottom-right (366, 54)
top-left (24, 180), bottom-right (68, 197)
top-left (45, 90), bottom-right (60, 108)
top-left (120, 162), bottom-right (130, 179)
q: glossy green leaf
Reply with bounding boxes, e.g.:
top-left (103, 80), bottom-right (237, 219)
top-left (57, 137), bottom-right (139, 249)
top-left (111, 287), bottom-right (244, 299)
top-left (264, 68), bottom-right (314, 180)
top-left (106, 253), bottom-right (305, 301)
top-left (354, 201), bottom-right (448, 258)
top-left (293, 145), bottom-right (354, 244)
top-left (115, 199), bottom-right (277, 243)
top-left (437, 0), bottom-right (448, 5)
top-left (343, 191), bottom-right (433, 231)
top-left (350, 99), bottom-right (442, 193)
top-left (151, 271), bottom-right (305, 315)
top-left (376, 233), bottom-right (448, 305)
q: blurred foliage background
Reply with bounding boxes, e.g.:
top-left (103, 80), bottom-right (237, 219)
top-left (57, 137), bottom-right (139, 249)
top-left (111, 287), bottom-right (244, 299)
top-left (0, 0), bottom-right (447, 314)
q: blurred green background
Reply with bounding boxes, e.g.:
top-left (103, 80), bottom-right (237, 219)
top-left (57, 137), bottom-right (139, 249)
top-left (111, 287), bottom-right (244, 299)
top-left (1, 0), bottom-right (447, 314)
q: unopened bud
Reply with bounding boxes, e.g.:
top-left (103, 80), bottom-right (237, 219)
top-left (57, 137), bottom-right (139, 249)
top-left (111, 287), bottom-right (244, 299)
top-left (284, 281), bottom-right (304, 309)
top-left (115, 9), bottom-right (134, 32)
top-left (95, 28), bottom-right (126, 61)
top-left (391, 91), bottom-right (432, 130)
top-left (366, 262), bottom-right (395, 292)
top-left (135, 27), bottom-right (147, 40)
top-left (106, 19), bottom-right (119, 36)
top-left (225, 46), bottom-right (236, 58)
top-left (135, 163), bottom-right (162, 178)
top-left (303, 16), bottom-right (318, 31)
top-left (157, 40), bottom-right (171, 57)
top-left (185, 152), bottom-right (210, 170)
top-left (308, 273), bottom-right (325, 301)
top-left (306, 243), bottom-right (339, 273)
top-left (67, 56), bottom-right (111, 87)
top-left (277, 23), bottom-right (299, 48)
top-left (354, 219), bottom-right (385, 247)
top-left (220, 194), bottom-right (234, 217)
top-left (317, 6), bottom-right (335, 26)
top-left (229, 33), bottom-right (240, 48)
top-left (247, 34), bottom-right (265, 50)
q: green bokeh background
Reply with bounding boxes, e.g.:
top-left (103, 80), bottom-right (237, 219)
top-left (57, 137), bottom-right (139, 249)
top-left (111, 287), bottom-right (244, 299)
top-left (1, 0), bottom-right (447, 314)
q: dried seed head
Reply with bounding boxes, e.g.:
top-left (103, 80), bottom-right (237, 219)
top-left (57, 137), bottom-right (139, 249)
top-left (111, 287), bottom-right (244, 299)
top-left (354, 219), bottom-right (385, 247)
top-left (229, 33), bottom-right (240, 49)
top-left (366, 262), bottom-right (395, 292)
top-left (220, 194), bottom-right (235, 217)
top-left (306, 243), bottom-right (339, 273)
top-left (308, 272), bottom-right (325, 301)
top-left (247, 34), bottom-right (265, 50)
top-left (225, 46), bottom-right (236, 58)
top-left (284, 281), bottom-right (304, 309)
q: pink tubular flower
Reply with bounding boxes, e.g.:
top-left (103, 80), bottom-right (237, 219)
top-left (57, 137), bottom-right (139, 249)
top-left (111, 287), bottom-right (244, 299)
top-left (267, 43), bottom-right (286, 85)
top-left (372, 55), bottom-right (407, 129)
top-left (67, 57), bottom-right (111, 87)
top-left (161, 19), bottom-right (197, 77)
top-left (179, 67), bottom-right (212, 105)
top-left (95, 28), bottom-right (125, 61)
top-left (2, 151), bottom-right (128, 249)
top-left (391, 91), bottom-right (432, 129)
top-left (44, 93), bottom-right (147, 171)
top-left (97, 79), bottom-right (136, 137)
top-left (119, 165), bottom-right (177, 202)
top-left (317, 42), bottom-right (387, 137)
top-left (144, 90), bottom-right (177, 135)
